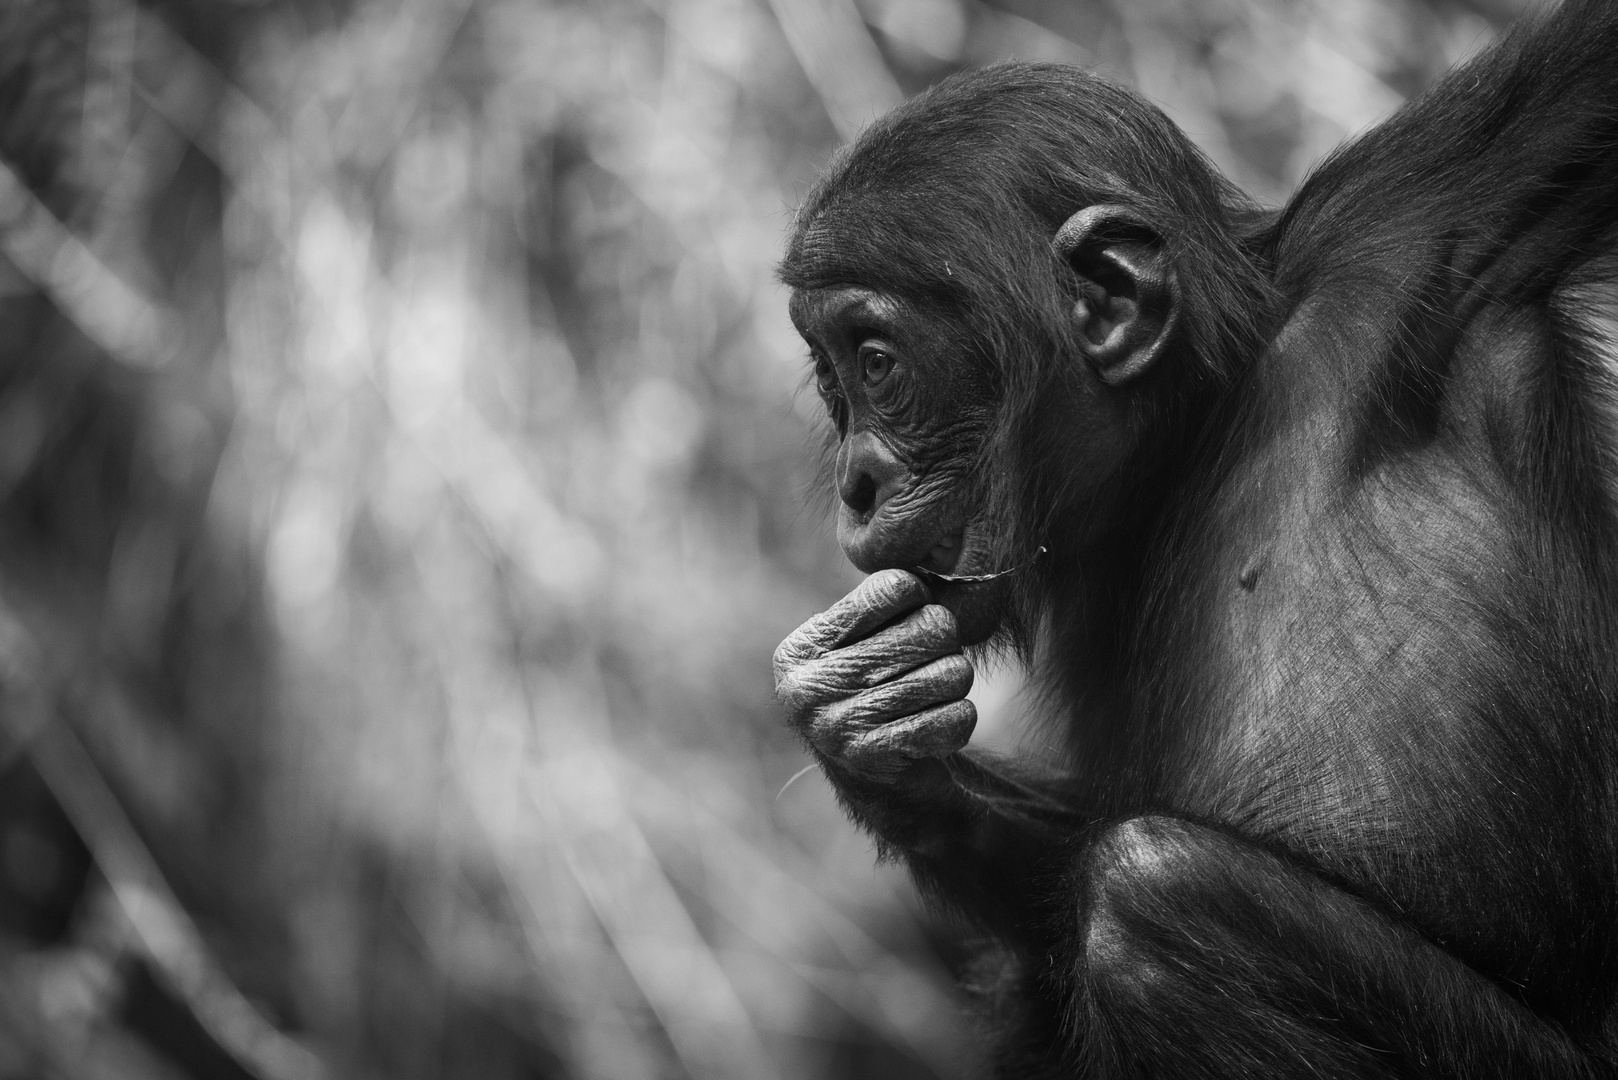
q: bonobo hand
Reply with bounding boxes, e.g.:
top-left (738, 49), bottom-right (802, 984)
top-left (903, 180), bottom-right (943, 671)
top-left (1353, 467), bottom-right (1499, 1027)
top-left (774, 569), bottom-right (977, 782)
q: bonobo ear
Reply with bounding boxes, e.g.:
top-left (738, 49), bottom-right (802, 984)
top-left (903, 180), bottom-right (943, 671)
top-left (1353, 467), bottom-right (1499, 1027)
top-left (1053, 204), bottom-right (1180, 386)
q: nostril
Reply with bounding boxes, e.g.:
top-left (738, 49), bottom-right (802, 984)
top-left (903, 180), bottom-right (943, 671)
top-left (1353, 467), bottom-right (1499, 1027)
top-left (841, 471), bottom-right (877, 518)
top-left (837, 431), bottom-right (907, 522)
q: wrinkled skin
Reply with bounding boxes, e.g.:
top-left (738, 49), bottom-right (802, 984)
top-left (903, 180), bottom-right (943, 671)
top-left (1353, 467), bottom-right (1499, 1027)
top-left (772, 570), bottom-right (977, 779)
top-left (777, 286), bottom-right (1014, 782)
top-left (775, 220), bottom-right (1152, 782)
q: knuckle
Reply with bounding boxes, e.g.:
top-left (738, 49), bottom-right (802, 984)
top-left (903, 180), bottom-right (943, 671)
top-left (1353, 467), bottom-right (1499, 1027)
top-left (948, 697), bottom-right (978, 731)
top-left (867, 566), bottom-right (919, 592)
top-left (923, 699), bottom-right (976, 739)
top-left (908, 654), bottom-right (972, 703)
top-left (775, 670), bottom-right (814, 714)
top-left (774, 625), bottom-right (819, 669)
top-left (921, 701), bottom-right (976, 752)
top-left (816, 695), bottom-right (863, 734)
top-left (863, 701), bottom-right (976, 762)
top-left (936, 653), bottom-right (974, 692)
top-left (841, 733), bottom-right (908, 780)
top-left (771, 640), bottom-right (795, 680)
top-left (861, 643), bottom-right (921, 686)
top-left (864, 568), bottom-right (925, 609)
top-left (915, 604), bottom-right (960, 645)
top-left (932, 697), bottom-right (976, 728)
top-left (807, 708), bottom-right (857, 757)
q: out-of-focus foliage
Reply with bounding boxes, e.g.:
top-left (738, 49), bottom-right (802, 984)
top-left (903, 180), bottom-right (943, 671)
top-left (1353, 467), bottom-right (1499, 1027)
top-left (0, 0), bottom-right (1525, 1078)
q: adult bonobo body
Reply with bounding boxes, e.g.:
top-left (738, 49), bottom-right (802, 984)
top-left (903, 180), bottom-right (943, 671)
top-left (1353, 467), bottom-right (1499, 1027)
top-left (774, 3), bottom-right (1618, 1076)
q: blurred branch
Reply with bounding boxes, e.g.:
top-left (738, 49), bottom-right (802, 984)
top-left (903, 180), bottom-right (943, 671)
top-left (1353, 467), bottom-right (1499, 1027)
top-left (763, 0), bottom-right (904, 141)
top-left (0, 688), bottom-right (326, 1080)
top-left (0, 154), bottom-right (178, 369)
top-left (445, 654), bottom-right (775, 1078)
top-left (625, 759), bottom-right (982, 1079)
top-left (324, 0), bottom-right (478, 170)
top-left (527, 752), bottom-right (777, 1080)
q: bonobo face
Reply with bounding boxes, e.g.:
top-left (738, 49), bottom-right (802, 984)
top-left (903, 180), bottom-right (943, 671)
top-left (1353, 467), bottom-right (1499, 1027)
top-left (789, 285), bottom-right (1007, 644)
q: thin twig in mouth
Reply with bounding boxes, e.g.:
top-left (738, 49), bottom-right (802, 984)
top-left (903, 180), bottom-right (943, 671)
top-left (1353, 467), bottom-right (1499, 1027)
top-left (912, 546), bottom-right (1048, 583)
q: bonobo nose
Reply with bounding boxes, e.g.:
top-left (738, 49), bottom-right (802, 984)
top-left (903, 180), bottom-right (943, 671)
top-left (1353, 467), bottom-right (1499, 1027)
top-left (838, 431), bottom-right (908, 521)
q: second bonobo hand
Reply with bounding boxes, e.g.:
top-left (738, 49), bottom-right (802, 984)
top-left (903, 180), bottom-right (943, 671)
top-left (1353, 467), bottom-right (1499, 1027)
top-left (911, 546), bottom-right (1049, 583)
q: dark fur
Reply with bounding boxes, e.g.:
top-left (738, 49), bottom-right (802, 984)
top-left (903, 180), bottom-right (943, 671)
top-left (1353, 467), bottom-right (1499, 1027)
top-left (782, 2), bottom-right (1618, 1075)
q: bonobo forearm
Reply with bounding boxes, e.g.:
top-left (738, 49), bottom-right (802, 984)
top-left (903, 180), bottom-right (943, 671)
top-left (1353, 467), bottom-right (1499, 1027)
top-left (826, 752), bottom-right (1086, 941)
top-left (1078, 816), bottom-right (1605, 1077)
top-left (775, 571), bottom-right (1088, 937)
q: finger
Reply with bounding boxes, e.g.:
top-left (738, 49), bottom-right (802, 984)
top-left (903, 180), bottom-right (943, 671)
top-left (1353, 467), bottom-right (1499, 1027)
top-left (842, 700), bottom-right (977, 777)
top-left (779, 605), bottom-right (961, 710)
top-left (783, 605), bottom-right (957, 705)
top-left (815, 569), bottom-right (931, 651)
top-left (774, 570), bottom-right (930, 677)
top-left (831, 604), bottom-right (963, 685)
top-left (805, 654), bottom-right (974, 745)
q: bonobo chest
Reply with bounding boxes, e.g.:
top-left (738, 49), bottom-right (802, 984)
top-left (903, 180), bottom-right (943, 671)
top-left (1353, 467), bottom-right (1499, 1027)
top-left (1199, 447), bottom-right (1515, 791)
top-left (1153, 440), bottom-right (1618, 981)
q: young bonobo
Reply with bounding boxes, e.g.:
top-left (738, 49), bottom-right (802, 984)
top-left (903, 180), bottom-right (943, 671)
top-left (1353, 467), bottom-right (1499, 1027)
top-left (773, 3), bottom-right (1618, 1076)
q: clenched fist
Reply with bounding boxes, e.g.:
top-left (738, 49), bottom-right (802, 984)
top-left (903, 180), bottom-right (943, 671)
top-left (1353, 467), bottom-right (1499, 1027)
top-left (774, 569), bottom-right (977, 781)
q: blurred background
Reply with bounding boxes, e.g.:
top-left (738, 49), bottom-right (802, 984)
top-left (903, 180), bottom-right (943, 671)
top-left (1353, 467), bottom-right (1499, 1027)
top-left (0, 0), bottom-right (1532, 1077)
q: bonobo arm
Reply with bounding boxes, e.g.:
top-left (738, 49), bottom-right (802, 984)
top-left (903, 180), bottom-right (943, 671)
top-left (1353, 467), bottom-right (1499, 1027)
top-left (775, 570), bottom-right (1086, 939)
top-left (1078, 816), bottom-right (1606, 1078)
top-left (831, 752), bottom-right (1087, 941)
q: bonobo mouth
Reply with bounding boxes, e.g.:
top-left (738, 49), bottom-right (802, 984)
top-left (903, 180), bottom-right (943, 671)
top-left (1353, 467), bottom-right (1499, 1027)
top-left (895, 526), bottom-right (1044, 646)
top-left (917, 530), bottom-right (965, 575)
top-left (913, 545), bottom-right (1048, 584)
top-left (911, 526), bottom-right (1046, 584)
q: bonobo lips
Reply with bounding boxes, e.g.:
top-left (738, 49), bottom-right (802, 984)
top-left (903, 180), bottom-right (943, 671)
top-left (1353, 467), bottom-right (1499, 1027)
top-left (838, 501), bottom-right (956, 575)
top-left (838, 511), bottom-right (1006, 644)
top-left (907, 525), bottom-right (1015, 647)
top-left (921, 570), bottom-right (1007, 647)
top-left (920, 530), bottom-right (965, 575)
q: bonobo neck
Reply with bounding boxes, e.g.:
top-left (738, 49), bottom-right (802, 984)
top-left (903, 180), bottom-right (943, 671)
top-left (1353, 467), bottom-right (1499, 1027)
top-left (1036, 415), bottom-right (1188, 671)
top-left (1033, 300), bottom-right (1278, 741)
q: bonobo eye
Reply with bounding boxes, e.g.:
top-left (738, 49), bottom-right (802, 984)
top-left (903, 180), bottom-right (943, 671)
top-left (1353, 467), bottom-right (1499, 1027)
top-left (811, 351), bottom-right (848, 433)
top-left (860, 344), bottom-right (894, 387)
top-left (813, 352), bottom-right (838, 395)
